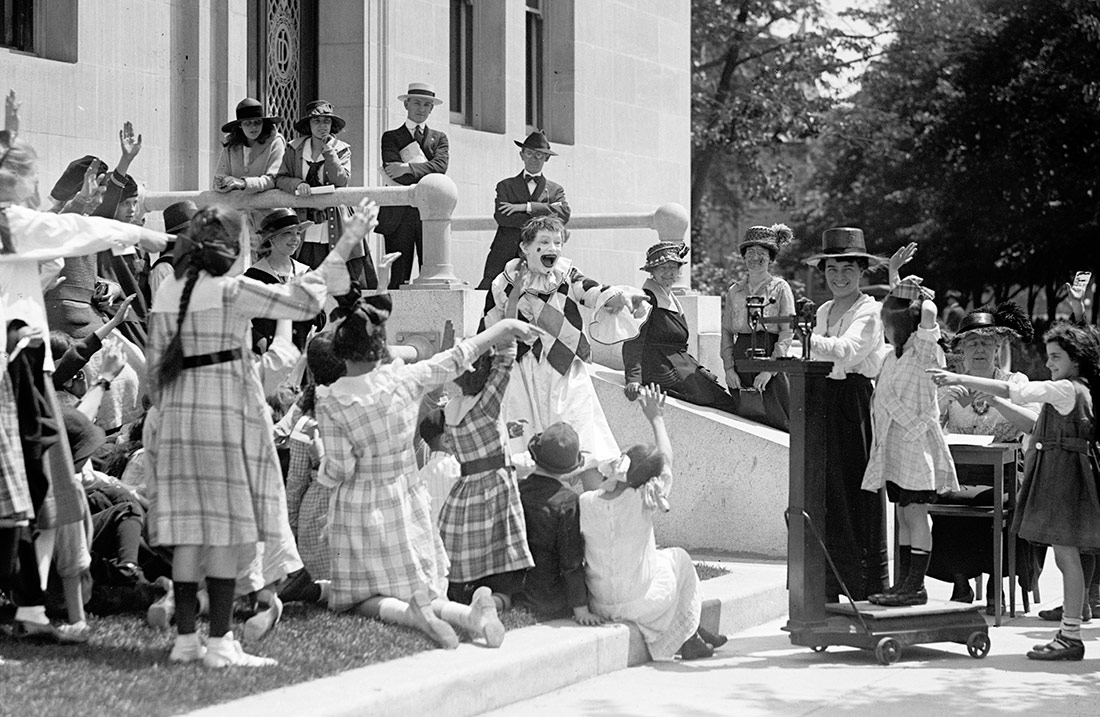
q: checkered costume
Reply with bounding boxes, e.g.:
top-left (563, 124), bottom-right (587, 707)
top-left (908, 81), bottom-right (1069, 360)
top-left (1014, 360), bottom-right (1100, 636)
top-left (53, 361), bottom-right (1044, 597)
top-left (483, 257), bottom-right (622, 463)
top-left (439, 344), bottom-right (534, 582)
top-left (145, 259), bottom-right (345, 547)
top-left (285, 414), bottom-right (330, 579)
top-left (315, 341), bottom-right (478, 610)
top-left (862, 324), bottom-right (959, 494)
top-left (0, 369), bottom-right (32, 521)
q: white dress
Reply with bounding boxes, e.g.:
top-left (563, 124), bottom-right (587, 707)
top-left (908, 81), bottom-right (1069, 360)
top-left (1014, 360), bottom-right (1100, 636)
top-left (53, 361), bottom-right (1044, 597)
top-left (578, 467), bottom-right (701, 660)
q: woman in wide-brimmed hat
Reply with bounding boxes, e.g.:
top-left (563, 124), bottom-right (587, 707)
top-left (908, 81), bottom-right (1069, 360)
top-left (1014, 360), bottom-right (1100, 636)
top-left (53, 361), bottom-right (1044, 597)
top-left (213, 98), bottom-right (286, 195)
top-left (926, 302), bottom-right (1040, 612)
top-left (720, 224), bottom-right (797, 431)
top-left (620, 242), bottom-right (737, 413)
top-left (244, 208), bottom-right (320, 352)
top-left (802, 227), bottom-right (896, 602)
top-left (275, 100), bottom-right (376, 289)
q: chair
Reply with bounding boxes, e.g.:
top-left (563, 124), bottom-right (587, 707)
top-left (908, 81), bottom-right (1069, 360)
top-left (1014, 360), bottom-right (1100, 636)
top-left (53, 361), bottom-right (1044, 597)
top-left (927, 442), bottom-right (1020, 626)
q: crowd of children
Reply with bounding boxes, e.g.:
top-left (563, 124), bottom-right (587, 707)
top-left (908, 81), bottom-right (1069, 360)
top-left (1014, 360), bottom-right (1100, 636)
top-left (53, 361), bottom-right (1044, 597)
top-left (3, 82), bottom-right (1100, 677)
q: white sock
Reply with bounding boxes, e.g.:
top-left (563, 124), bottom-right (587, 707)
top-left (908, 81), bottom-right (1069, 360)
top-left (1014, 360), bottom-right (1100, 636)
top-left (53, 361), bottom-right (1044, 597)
top-left (15, 605), bottom-right (48, 624)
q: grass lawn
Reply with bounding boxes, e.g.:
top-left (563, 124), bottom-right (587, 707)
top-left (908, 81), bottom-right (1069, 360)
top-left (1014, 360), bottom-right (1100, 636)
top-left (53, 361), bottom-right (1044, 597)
top-left (0, 601), bottom-right (537, 717)
top-left (0, 562), bottom-right (729, 716)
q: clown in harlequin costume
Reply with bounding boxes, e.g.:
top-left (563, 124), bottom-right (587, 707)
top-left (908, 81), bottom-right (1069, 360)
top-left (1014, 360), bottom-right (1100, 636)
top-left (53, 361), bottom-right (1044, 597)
top-left (482, 215), bottom-right (647, 485)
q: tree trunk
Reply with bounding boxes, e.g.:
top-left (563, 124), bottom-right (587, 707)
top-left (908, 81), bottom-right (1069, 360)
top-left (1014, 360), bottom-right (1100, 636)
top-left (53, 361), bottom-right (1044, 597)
top-left (690, 1), bottom-right (752, 232)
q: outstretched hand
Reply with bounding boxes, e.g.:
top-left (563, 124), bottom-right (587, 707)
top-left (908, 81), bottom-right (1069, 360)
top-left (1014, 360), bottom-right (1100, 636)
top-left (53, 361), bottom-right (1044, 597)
top-left (343, 198), bottom-right (379, 241)
top-left (638, 383), bottom-right (667, 420)
top-left (99, 342), bottom-right (128, 381)
top-left (119, 121), bottom-right (142, 162)
top-left (889, 242), bottom-right (918, 286)
top-left (927, 368), bottom-right (963, 387)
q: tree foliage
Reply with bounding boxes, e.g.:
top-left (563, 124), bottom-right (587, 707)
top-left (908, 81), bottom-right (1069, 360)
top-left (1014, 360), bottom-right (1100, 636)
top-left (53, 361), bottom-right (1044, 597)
top-left (691, 0), bottom-right (880, 292)
top-left (800, 0), bottom-right (1100, 319)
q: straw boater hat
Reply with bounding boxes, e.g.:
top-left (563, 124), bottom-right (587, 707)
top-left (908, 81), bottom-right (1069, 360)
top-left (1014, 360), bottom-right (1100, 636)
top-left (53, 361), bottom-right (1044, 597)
top-left (804, 227), bottom-right (887, 268)
top-left (739, 224), bottom-right (793, 260)
top-left (640, 242), bottom-right (689, 272)
top-left (515, 130), bottom-right (557, 156)
top-left (294, 100), bottom-right (346, 135)
top-left (397, 82), bottom-right (443, 105)
top-left (221, 98), bottom-right (282, 133)
top-left (950, 302), bottom-right (1034, 349)
top-left (259, 208), bottom-right (314, 237)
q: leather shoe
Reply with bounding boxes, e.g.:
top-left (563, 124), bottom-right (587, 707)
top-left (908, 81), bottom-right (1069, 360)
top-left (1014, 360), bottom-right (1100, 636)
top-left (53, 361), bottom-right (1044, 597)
top-left (697, 626), bottom-right (727, 649)
top-left (1038, 605), bottom-right (1092, 623)
top-left (1027, 633), bottom-right (1084, 661)
top-left (875, 587), bottom-right (928, 607)
top-left (678, 633), bottom-right (714, 660)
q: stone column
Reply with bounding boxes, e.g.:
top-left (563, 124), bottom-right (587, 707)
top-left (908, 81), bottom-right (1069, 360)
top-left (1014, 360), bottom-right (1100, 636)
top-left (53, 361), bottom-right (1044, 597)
top-left (408, 174), bottom-right (464, 289)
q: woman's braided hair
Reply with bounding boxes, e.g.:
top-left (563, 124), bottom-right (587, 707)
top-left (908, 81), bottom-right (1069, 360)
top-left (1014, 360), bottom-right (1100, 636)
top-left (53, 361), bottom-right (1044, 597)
top-left (157, 206), bottom-right (243, 387)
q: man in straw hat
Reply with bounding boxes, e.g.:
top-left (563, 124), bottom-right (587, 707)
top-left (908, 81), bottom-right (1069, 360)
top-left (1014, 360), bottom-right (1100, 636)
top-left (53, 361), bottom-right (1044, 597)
top-left (477, 130), bottom-right (570, 289)
top-left (376, 82), bottom-right (449, 289)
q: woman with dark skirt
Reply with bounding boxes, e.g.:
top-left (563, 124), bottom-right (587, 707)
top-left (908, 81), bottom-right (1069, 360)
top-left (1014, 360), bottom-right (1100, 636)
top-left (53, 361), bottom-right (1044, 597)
top-left (621, 242), bottom-right (736, 412)
top-left (244, 208), bottom-right (319, 353)
top-left (720, 225), bottom-right (796, 430)
top-left (804, 227), bottom-right (895, 602)
top-left (927, 304), bottom-right (1039, 612)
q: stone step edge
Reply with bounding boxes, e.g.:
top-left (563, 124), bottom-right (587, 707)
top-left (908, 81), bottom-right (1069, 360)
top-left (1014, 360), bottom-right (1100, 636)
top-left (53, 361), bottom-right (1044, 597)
top-left (184, 570), bottom-right (788, 717)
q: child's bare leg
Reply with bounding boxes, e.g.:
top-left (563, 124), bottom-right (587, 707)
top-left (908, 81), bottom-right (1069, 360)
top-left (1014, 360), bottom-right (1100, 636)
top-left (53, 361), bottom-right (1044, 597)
top-left (1054, 545), bottom-right (1085, 623)
top-left (906, 504), bottom-right (931, 552)
top-left (432, 586), bottom-right (506, 648)
top-left (1028, 545), bottom-right (1086, 660)
top-left (357, 593), bottom-right (458, 649)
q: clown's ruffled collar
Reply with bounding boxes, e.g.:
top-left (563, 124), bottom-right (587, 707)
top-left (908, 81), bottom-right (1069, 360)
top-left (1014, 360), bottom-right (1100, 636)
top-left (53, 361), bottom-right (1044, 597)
top-left (503, 256), bottom-right (574, 295)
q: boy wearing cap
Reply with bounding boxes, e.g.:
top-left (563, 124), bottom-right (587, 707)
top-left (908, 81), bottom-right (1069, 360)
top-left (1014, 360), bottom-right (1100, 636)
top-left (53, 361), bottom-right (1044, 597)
top-left (477, 131), bottom-right (570, 289)
top-left (517, 422), bottom-right (603, 625)
top-left (144, 200), bottom-right (197, 302)
top-left (376, 82), bottom-right (450, 289)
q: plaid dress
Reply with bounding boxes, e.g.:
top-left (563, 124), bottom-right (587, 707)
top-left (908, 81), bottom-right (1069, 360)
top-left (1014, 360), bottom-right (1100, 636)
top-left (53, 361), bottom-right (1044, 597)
top-left (439, 346), bottom-right (534, 582)
top-left (316, 341), bottom-right (477, 610)
top-left (285, 415), bottom-right (331, 579)
top-left (0, 369), bottom-right (32, 521)
top-left (862, 325), bottom-right (959, 495)
top-left (146, 265), bottom-right (341, 547)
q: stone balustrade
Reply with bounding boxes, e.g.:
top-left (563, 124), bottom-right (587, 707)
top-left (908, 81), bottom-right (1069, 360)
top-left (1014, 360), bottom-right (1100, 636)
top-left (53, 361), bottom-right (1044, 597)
top-left (144, 176), bottom-right (691, 292)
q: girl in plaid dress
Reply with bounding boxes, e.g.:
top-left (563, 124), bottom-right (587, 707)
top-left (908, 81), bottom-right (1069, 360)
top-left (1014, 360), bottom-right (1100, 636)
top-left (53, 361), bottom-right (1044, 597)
top-left (440, 341), bottom-right (534, 609)
top-left (147, 202), bottom-right (366, 668)
top-left (315, 295), bottom-right (538, 648)
top-left (862, 275), bottom-right (958, 607)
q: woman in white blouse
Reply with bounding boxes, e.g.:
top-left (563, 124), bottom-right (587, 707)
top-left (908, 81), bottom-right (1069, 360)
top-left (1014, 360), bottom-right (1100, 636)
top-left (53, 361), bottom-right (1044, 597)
top-left (804, 228), bottom-right (897, 602)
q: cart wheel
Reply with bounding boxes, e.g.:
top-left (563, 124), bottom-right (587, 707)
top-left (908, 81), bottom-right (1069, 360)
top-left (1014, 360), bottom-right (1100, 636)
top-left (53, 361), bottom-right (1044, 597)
top-left (875, 637), bottom-right (902, 665)
top-left (811, 645), bottom-right (827, 653)
top-left (966, 631), bottom-right (991, 659)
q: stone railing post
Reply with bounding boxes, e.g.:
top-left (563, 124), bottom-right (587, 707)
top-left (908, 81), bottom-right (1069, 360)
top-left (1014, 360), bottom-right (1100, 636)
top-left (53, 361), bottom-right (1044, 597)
top-left (408, 174), bottom-right (463, 289)
top-left (651, 202), bottom-right (691, 293)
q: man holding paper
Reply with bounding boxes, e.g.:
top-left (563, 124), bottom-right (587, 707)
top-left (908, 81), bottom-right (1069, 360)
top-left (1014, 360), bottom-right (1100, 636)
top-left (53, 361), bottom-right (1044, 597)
top-left (376, 82), bottom-right (450, 289)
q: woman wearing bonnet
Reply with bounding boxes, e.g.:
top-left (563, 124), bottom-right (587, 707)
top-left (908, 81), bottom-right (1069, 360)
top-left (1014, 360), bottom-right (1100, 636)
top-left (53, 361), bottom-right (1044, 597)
top-left (720, 224), bottom-right (796, 431)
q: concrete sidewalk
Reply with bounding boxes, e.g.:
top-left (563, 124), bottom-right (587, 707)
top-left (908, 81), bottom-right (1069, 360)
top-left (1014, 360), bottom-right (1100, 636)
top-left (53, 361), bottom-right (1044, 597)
top-left (487, 560), bottom-right (1100, 716)
top-left (184, 559), bottom-right (787, 717)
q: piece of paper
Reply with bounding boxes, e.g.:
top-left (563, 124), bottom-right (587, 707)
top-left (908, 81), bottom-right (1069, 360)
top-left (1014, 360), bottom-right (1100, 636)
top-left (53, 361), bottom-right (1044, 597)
top-left (399, 141), bottom-right (428, 164)
top-left (309, 184), bottom-right (335, 195)
top-left (945, 433), bottom-right (996, 446)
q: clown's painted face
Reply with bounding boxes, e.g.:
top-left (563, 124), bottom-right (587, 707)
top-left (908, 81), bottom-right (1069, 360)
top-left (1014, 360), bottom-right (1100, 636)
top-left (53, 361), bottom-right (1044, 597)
top-left (520, 228), bottom-right (565, 275)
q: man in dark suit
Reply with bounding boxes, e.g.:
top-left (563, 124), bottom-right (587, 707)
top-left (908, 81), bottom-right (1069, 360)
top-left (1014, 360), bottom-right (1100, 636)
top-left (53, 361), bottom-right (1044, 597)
top-left (477, 131), bottom-right (570, 289)
top-left (376, 82), bottom-right (450, 288)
